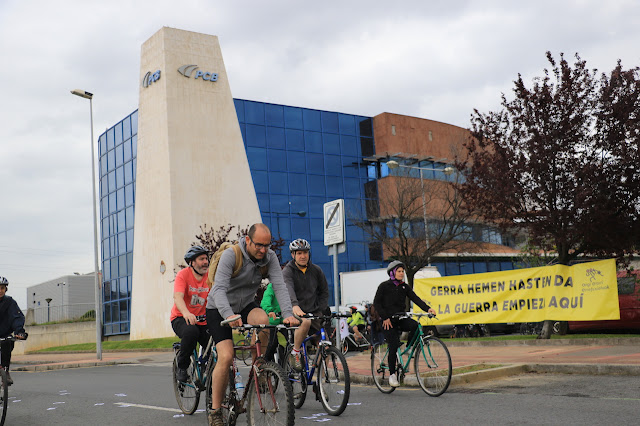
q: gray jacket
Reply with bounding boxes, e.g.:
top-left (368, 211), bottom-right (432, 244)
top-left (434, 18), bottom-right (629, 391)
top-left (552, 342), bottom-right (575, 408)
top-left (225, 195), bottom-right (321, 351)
top-left (207, 239), bottom-right (293, 320)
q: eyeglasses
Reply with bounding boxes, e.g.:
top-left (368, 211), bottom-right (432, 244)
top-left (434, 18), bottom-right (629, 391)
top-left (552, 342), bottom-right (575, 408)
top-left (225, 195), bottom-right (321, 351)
top-left (249, 236), bottom-right (271, 250)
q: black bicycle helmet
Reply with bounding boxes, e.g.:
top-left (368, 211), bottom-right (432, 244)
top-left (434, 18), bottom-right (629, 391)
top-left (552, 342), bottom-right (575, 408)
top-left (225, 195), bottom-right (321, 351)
top-left (386, 260), bottom-right (405, 275)
top-left (184, 245), bottom-right (209, 264)
top-left (0, 276), bottom-right (7, 286)
top-left (289, 238), bottom-right (311, 252)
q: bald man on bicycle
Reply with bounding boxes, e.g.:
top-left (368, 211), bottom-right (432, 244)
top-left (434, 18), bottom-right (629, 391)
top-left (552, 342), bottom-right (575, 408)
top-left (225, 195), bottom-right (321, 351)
top-left (373, 261), bottom-right (435, 387)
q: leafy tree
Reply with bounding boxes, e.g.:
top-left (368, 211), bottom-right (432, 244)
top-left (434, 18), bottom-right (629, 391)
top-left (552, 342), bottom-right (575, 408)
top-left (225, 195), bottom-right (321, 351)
top-left (459, 52), bottom-right (640, 337)
top-left (351, 165), bottom-right (482, 291)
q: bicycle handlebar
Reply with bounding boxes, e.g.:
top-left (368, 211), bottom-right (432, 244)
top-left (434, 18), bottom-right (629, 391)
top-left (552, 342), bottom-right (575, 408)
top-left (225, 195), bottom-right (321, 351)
top-left (220, 315), bottom-right (242, 326)
top-left (390, 312), bottom-right (437, 320)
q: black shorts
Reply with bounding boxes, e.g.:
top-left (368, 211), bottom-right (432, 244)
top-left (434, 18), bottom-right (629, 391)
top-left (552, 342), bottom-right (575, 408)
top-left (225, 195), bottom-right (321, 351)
top-left (206, 302), bottom-right (259, 344)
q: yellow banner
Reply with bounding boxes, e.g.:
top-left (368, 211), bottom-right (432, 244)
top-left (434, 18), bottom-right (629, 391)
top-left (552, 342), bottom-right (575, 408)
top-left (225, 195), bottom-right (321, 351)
top-left (413, 259), bottom-right (619, 325)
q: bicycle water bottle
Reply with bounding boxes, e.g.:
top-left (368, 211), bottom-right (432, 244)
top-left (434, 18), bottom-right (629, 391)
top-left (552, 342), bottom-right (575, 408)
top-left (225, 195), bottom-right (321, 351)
top-left (234, 371), bottom-right (244, 396)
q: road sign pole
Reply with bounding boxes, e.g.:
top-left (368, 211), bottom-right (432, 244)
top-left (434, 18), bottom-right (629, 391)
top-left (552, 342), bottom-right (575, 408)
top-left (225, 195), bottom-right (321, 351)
top-left (332, 243), bottom-right (341, 348)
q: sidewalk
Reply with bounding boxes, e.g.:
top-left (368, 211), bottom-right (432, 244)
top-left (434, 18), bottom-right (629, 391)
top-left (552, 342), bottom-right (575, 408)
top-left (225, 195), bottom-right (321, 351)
top-left (11, 338), bottom-right (640, 386)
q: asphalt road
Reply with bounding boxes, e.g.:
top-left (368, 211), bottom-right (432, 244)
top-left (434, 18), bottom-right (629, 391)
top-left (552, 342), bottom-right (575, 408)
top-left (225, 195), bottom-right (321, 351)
top-left (5, 362), bottom-right (639, 425)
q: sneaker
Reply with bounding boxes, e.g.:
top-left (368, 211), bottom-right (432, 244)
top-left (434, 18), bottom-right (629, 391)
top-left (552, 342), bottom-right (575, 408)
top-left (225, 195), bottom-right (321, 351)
top-left (5, 371), bottom-right (13, 386)
top-left (208, 408), bottom-right (224, 426)
top-left (176, 367), bottom-right (188, 383)
top-left (288, 352), bottom-right (303, 372)
top-left (388, 373), bottom-right (399, 387)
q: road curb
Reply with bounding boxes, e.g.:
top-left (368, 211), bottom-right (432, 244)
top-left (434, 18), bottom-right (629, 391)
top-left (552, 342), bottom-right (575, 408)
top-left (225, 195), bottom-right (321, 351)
top-left (13, 360), bottom-right (134, 372)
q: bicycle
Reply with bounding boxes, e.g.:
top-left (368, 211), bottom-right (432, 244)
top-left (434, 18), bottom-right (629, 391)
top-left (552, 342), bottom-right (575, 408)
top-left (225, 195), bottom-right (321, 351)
top-left (371, 312), bottom-right (452, 396)
top-left (341, 330), bottom-right (371, 355)
top-left (0, 335), bottom-right (18, 426)
top-left (279, 313), bottom-right (351, 416)
top-left (234, 328), bottom-right (254, 366)
top-left (171, 315), bottom-right (216, 415)
top-left (206, 316), bottom-right (295, 425)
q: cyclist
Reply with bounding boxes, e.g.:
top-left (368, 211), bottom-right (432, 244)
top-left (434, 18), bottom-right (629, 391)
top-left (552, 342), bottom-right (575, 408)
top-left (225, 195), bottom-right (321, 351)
top-left (0, 276), bottom-right (27, 386)
top-left (206, 223), bottom-right (298, 426)
top-left (170, 245), bottom-right (211, 383)
top-left (373, 261), bottom-right (435, 387)
top-left (282, 238), bottom-right (329, 371)
top-left (347, 306), bottom-right (366, 342)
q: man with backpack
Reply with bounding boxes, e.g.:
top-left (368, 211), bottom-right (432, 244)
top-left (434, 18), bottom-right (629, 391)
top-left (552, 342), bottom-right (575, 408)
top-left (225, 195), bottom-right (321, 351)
top-left (205, 223), bottom-right (298, 426)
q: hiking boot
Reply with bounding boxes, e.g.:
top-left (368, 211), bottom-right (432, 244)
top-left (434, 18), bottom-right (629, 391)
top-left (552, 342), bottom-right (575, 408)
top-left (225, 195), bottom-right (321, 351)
top-left (388, 373), bottom-right (399, 387)
top-left (208, 408), bottom-right (224, 426)
top-left (176, 367), bottom-right (188, 383)
top-left (288, 352), bottom-right (303, 372)
top-left (5, 371), bottom-right (13, 386)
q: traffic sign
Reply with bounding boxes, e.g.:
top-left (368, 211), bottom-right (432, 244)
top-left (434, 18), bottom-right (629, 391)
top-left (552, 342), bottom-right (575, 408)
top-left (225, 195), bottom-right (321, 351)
top-left (323, 199), bottom-right (345, 246)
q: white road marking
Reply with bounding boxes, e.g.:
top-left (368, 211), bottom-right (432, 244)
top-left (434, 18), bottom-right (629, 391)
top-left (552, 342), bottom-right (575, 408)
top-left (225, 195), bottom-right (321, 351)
top-left (114, 402), bottom-right (183, 413)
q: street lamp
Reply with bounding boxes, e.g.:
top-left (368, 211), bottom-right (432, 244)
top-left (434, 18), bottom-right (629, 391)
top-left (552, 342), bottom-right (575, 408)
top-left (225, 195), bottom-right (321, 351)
top-left (57, 282), bottom-right (66, 309)
top-left (71, 88), bottom-right (103, 361)
top-left (45, 298), bottom-right (52, 322)
top-left (271, 210), bottom-right (307, 237)
top-left (386, 160), bottom-right (454, 265)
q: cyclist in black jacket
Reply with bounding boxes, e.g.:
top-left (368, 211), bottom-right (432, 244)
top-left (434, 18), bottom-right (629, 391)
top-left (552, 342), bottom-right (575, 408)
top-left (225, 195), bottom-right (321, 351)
top-left (0, 276), bottom-right (27, 386)
top-left (373, 261), bottom-right (435, 387)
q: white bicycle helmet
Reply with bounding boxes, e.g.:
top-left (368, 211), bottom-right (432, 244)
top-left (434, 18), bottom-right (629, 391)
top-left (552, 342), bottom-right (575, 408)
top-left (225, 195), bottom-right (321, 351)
top-left (289, 238), bottom-right (311, 252)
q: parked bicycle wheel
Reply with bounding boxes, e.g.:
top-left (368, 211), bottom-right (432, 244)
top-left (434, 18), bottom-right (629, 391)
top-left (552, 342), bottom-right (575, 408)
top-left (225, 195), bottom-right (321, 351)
top-left (0, 368), bottom-right (8, 426)
top-left (172, 357), bottom-right (199, 414)
top-left (341, 338), bottom-right (350, 355)
top-left (317, 346), bottom-right (350, 415)
top-left (370, 343), bottom-right (395, 394)
top-left (235, 339), bottom-right (252, 366)
top-left (414, 336), bottom-right (452, 397)
top-left (246, 361), bottom-right (294, 425)
top-left (282, 344), bottom-right (307, 409)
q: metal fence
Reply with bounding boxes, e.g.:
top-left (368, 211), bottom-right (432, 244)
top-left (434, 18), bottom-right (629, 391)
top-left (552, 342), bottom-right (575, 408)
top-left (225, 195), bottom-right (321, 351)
top-left (29, 303), bottom-right (96, 324)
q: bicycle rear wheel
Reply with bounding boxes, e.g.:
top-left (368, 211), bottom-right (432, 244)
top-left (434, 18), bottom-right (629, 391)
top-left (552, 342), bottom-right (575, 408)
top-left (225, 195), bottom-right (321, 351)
top-left (1, 369), bottom-right (8, 426)
top-left (172, 356), bottom-right (199, 414)
top-left (317, 345), bottom-right (350, 416)
top-left (370, 343), bottom-right (395, 394)
top-left (246, 360), bottom-right (294, 425)
top-left (414, 336), bottom-right (452, 397)
top-left (282, 344), bottom-right (307, 409)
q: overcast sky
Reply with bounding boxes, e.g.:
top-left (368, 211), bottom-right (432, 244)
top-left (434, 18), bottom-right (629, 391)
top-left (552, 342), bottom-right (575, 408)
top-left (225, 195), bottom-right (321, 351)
top-left (1, 0), bottom-right (638, 309)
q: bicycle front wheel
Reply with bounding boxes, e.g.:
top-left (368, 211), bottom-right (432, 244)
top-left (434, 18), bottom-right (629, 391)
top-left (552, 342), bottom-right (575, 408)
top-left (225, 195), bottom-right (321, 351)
top-left (246, 360), bottom-right (294, 426)
top-left (317, 346), bottom-right (350, 416)
top-left (1, 368), bottom-right (8, 426)
top-left (414, 336), bottom-right (452, 397)
top-left (370, 343), bottom-right (395, 394)
top-left (172, 357), bottom-right (199, 414)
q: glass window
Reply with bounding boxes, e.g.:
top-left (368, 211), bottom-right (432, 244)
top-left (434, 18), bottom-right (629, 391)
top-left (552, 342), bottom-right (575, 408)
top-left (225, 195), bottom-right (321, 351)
top-left (286, 129), bottom-right (304, 151)
top-left (284, 106), bottom-right (303, 129)
top-left (132, 135), bottom-right (137, 158)
top-left (116, 166), bottom-right (124, 188)
top-left (291, 217), bottom-right (310, 236)
top-left (460, 262), bottom-right (474, 275)
top-left (109, 192), bottom-right (117, 213)
top-left (244, 101), bottom-right (265, 125)
top-left (339, 114), bottom-right (356, 135)
top-left (289, 174), bottom-right (307, 195)
top-left (303, 109), bottom-right (321, 131)
top-left (123, 139), bottom-right (132, 162)
top-left (125, 206), bottom-right (133, 229)
top-left (104, 294), bottom-right (111, 320)
top-left (268, 149), bottom-right (287, 171)
top-left (111, 301), bottom-right (120, 322)
top-left (120, 300), bottom-right (128, 321)
top-left (131, 111), bottom-right (138, 135)
top-left (269, 172), bottom-right (288, 194)
top-left (107, 127), bottom-right (115, 151)
top-left (100, 175), bottom-right (108, 196)
top-left (246, 124), bottom-right (266, 147)
top-left (234, 99), bottom-right (245, 122)
top-left (341, 135), bottom-right (358, 157)
top-left (265, 104), bottom-right (284, 127)
top-left (433, 262), bottom-right (446, 276)
top-left (247, 147), bottom-right (267, 170)
top-left (343, 178), bottom-right (361, 198)
top-left (114, 122), bottom-right (123, 145)
top-left (323, 134), bottom-right (340, 155)
top-left (116, 189), bottom-right (125, 214)
top-left (445, 261), bottom-right (461, 276)
top-left (126, 229), bottom-right (134, 251)
top-left (358, 117), bottom-right (373, 137)
top-left (305, 131), bottom-right (323, 153)
top-left (342, 156), bottom-right (359, 177)
top-left (252, 171), bottom-right (269, 193)
top-left (306, 153), bottom-right (324, 174)
top-left (116, 209), bottom-right (125, 233)
top-left (257, 193), bottom-right (270, 214)
top-left (107, 149), bottom-right (115, 172)
top-left (474, 261), bottom-right (488, 274)
top-left (307, 176), bottom-right (325, 197)
top-left (500, 261), bottom-right (513, 271)
top-left (124, 161), bottom-right (133, 184)
top-left (127, 252), bottom-right (133, 276)
top-left (118, 231), bottom-right (126, 254)
top-left (326, 176), bottom-right (343, 197)
top-left (324, 155), bottom-right (342, 176)
top-left (266, 127), bottom-right (285, 149)
top-left (360, 136), bottom-right (374, 157)
top-left (102, 242), bottom-right (110, 264)
top-left (269, 195), bottom-right (290, 214)
top-left (119, 254), bottom-right (127, 277)
top-left (101, 196), bottom-right (109, 218)
top-left (321, 111), bottom-right (339, 133)
top-left (308, 197), bottom-right (325, 218)
top-left (125, 184), bottom-right (134, 207)
top-left (99, 134), bottom-right (107, 156)
top-left (286, 151), bottom-right (306, 173)
top-left (310, 218), bottom-right (324, 240)
top-left (122, 116), bottom-right (131, 140)
top-left (110, 257), bottom-right (118, 279)
top-left (100, 155), bottom-right (107, 176)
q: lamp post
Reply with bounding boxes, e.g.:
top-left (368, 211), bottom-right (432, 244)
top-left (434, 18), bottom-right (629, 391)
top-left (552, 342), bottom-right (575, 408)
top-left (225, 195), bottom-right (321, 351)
top-left (272, 210), bottom-right (307, 237)
top-left (45, 298), bottom-right (52, 322)
top-left (57, 282), bottom-right (66, 317)
top-left (71, 89), bottom-right (102, 360)
top-left (386, 160), bottom-right (454, 266)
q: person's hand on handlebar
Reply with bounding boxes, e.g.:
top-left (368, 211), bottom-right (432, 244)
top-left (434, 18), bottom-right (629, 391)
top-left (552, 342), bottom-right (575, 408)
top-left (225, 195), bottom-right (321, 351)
top-left (268, 312), bottom-right (277, 320)
top-left (15, 333), bottom-right (27, 340)
top-left (183, 312), bottom-right (198, 325)
top-left (283, 316), bottom-right (300, 327)
top-left (226, 314), bottom-right (243, 328)
top-left (427, 308), bottom-right (436, 316)
top-left (292, 305), bottom-right (306, 317)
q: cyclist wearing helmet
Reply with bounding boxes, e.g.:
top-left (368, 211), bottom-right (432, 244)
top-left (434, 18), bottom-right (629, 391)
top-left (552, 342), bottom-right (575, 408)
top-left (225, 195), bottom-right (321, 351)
top-left (282, 238), bottom-right (329, 371)
top-left (347, 305), bottom-right (366, 341)
top-left (170, 245), bottom-right (210, 383)
top-left (373, 260), bottom-right (435, 387)
top-left (0, 276), bottom-right (27, 386)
